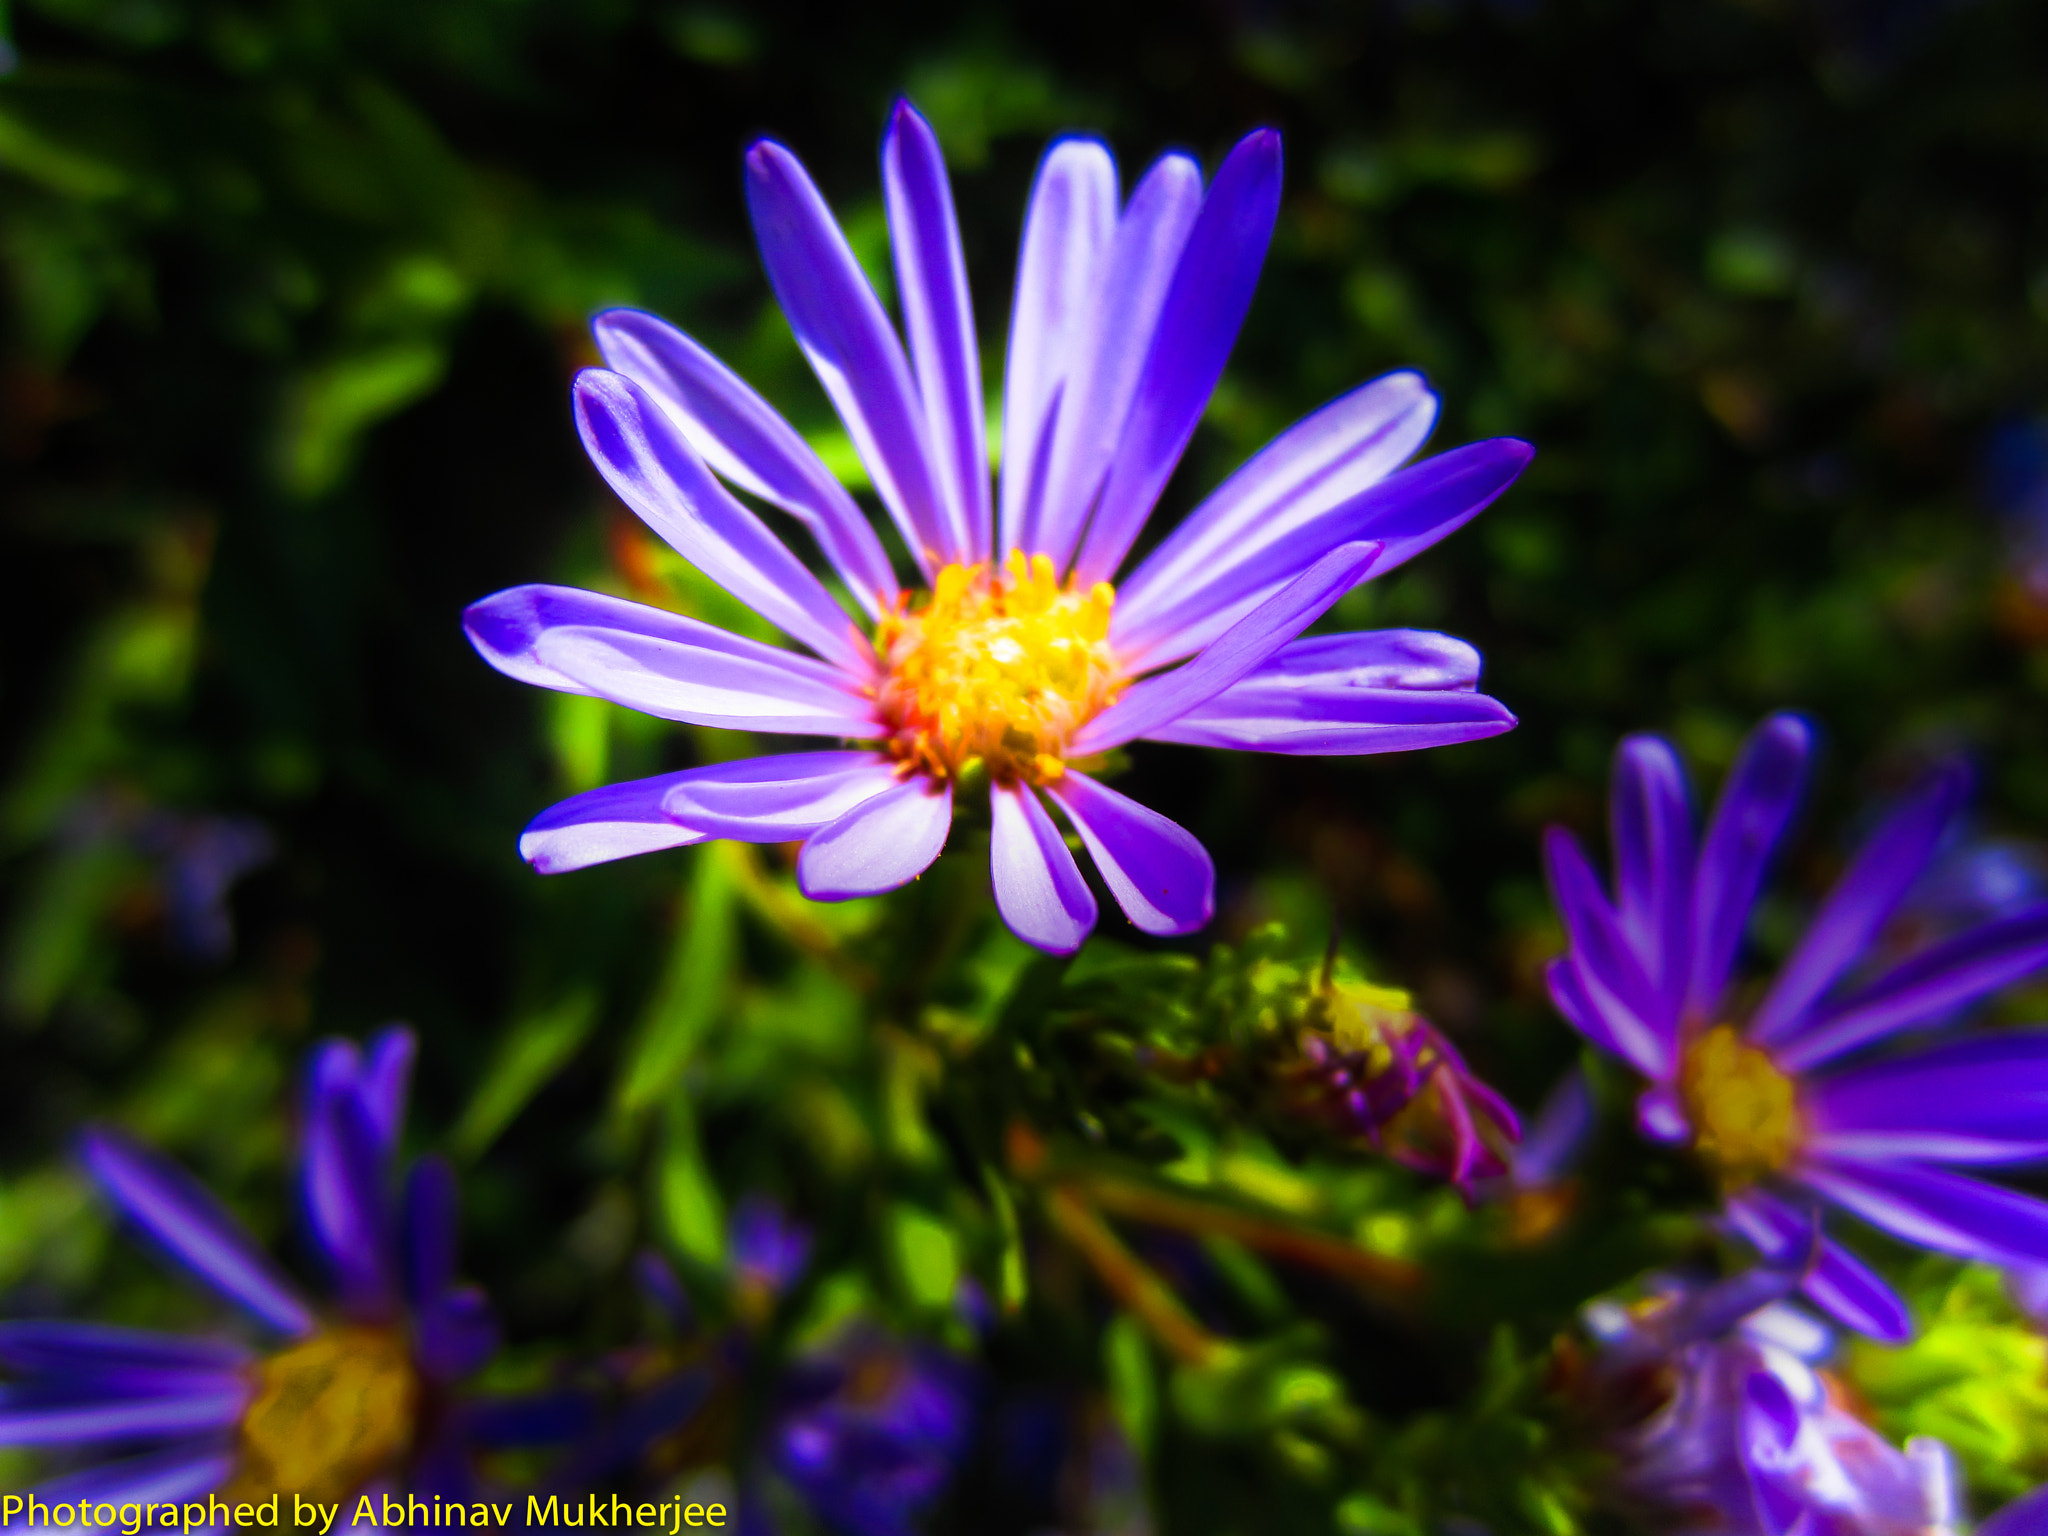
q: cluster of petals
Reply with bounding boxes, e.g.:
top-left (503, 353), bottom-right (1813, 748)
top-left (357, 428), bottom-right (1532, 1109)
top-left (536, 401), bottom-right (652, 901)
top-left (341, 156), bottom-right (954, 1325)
top-left (464, 99), bottom-right (1527, 953)
top-left (0, 1028), bottom-right (498, 1517)
top-left (1586, 1267), bottom-right (1959, 1536)
top-left (1544, 713), bottom-right (2048, 1340)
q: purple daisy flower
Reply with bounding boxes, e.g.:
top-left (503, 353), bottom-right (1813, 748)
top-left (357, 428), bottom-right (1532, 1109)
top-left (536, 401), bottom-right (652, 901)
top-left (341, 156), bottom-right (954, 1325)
top-left (464, 99), bottom-right (1527, 954)
top-left (1543, 713), bottom-right (2048, 1340)
top-left (0, 1027), bottom-right (499, 1513)
top-left (1586, 1267), bottom-right (1960, 1536)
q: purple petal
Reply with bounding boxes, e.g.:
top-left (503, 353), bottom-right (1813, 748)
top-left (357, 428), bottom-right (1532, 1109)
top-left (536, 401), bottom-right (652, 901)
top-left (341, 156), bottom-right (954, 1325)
top-left (745, 138), bottom-right (954, 575)
top-left (1779, 903), bottom-right (2048, 1070)
top-left (573, 369), bottom-right (871, 671)
top-left (1740, 1370), bottom-right (1810, 1536)
top-left (302, 1068), bottom-right (396, 1313)
top-left (530, 622), bottom-right (881, 736)
top-left (989, 781), bottom-right (1098, 955)
top-left (1047, 769), bottom-right (1214, 936)
top-left (1072, 540), bottom-right (1383, 754)
top-left (1634, 1084), bottom-right (1689, 1142)
top-left (362, 1026), bottom-right (415, 1153)
top-left (19, 1443), bottom-right (235, 1510)
top-left (1544, 956), bottom-right (1667, 1079)
top-left (1513, 1068), bottom-right (1593, 1187)
top-left (1611, 736), bottom-right (1695, 1026)
top-left (79, 1129), bottom-right (314, 1337)
top-left (1749, 764), bottom-right (1969, 1047)
top-left (1117, 373), bottom-right (1437, 628)
top-left (1541, 828), bottom-right (1674, 1076)
top-left (796, 775), bottom-right (952, 900)
top-left (1191, 629), bottom-right (1483, 693)
top-left (1808, 1029), bottom-right (2048, 1163)
top-left (883, 101), bottom-right (988, 566)
top-left (1000, 137), bottom-right (1118, 558)
top-left (1722, 1188), bottom-right (1913, 1341)
top-left (1688, 713), bottom-right (1813, 1022)
top-left (1025, 151), bottom-right (1204, 566)
top-left (0, 1386), bottom-right (248, 1445)
top-left (1981, 1483), bottom-right (2048, 1536)
top-left (1797, 1155), bottom-right (2048, 1266)
top-left (416, 1284), bottom-right (498, 1383)
top-left (659, 751), bottom-right (900, 841)
top-left (404, 1155), bottom-right (458, 1307)
top-left (593, 309), bottom-right (899, 616)
top-left (0, 1323), bottom-right (249, 1375)
top-left (1071, 129), bottom-right (1284, 585)
top-left (518, 771), bottom-right (707, 875)
top-left (1113, 438), bottom-right (1533, 670)
top-left (1147, 683), bottom-right (1515, 755)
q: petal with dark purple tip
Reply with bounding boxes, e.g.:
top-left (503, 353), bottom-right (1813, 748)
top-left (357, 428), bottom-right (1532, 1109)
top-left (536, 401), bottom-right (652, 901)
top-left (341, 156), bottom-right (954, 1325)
top-left (1798, 1156), bottom-right (2048, 1266)
top-left (0, 1386), bottom-right (249, 1445)
top-left (416, 1284), bottom-right (498, 1383)
top-left (745, 139), bottom-right (953, 574)
top-left (531, 623), bottom-right (882, 736)
top-left (573, 369), bottom-right (871, 670)
top-left (1072, 541), bottom-right (1382, 754)
top-left (1000, 137), bottom-right (1117, 556)
top-left (1779, 903), bottom-right (2048, 1071)
top-left (519, 771), bottom-right (708, 875)
top-left (1118, 373), bottom-right (1437, 624)
top-left (1541, 828), bottom-right (1673, 1075)
top-left (594, 310), bottom-right (897, 616)
top-left (884, 101), bottom-right (988, 565)
top-left (1072, 129), bottom-right (1283, 584)
top-left (302, 1075), bottom-right (395, 1312)
top-left (79, 1129), bottom-right (314, 1337)
top-left (19, 1442), bottom-right (235, 1510)
top-left (1047, 769), bottom-right (1214, 936)
top-left (1748, 764), bottom-right (1970, 1047)
top-left (362, 1026), bottom-right (415, 1154)
top-left (660, 752), bottom-right (901, 841)
top-left (1027, 151), bottom-right (1203, 565)
top-left (404, 1155), bottom-right (459, 1307)
top-left (1611, 735), bottom-right (1694, 1023)
top-left (797, 776), bottom-right (952, 900)
top-left (1807, 1029), bottom-right (2048, 1163)
top-left (1114, 438), bottom-right (1532, 670)
top-left (1148, 683), bottom-right (1515, 755)
top-left (989, 782), bottom-right (1098, 955)
top-left (1688, 713), bottom-right (1812, 1022)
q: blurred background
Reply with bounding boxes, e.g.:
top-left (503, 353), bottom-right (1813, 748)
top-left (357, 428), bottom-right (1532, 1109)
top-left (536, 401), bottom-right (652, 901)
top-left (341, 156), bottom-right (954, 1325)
top-left (3, 0), bottom-right (2048, 1527)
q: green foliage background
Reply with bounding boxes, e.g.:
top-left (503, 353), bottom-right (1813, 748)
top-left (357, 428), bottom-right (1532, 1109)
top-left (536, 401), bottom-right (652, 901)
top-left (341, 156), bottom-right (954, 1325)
top-left (3, 0), bottom-right (2048, 1530)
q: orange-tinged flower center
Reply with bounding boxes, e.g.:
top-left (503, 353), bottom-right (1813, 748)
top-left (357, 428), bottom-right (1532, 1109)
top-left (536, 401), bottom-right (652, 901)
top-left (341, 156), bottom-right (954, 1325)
top-left (873, 551), bottom-right (1123, 785)
top-left (1678, 1025), bottom-right (1803, 1189)
top-left (222, 1327), bottom-right (418, 1502)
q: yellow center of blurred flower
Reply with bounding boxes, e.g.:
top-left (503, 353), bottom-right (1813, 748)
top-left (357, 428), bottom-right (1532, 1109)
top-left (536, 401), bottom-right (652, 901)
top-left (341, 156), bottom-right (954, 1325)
top-left (222, 1327), bottom-right (418, 1503)
top-left (873, 552), bottom-right (1122, 785)
top-left (1678, 1025), bottom-right (1802, 1188)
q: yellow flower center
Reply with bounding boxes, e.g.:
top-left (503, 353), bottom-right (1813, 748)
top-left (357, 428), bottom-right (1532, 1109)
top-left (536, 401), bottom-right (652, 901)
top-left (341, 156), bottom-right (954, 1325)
top-left (221, 1327), bottom-right (418, 1503)
top-left (873, 551), bottom-right (1123, 785)
top-left (1678, 1025), bottom-right (1803, 1188)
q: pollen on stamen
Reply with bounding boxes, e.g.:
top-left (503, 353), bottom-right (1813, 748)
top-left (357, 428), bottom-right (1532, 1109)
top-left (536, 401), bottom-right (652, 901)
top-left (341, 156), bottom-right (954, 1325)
top-left (1678, 1025), bottom-right (1803, 1189)
top-left (872, 551), bottom-right (1124, 786)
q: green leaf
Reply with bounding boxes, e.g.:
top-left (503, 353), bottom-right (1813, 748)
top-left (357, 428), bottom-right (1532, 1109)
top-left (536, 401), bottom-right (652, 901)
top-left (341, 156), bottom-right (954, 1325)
top-left (450, 989), bottom-right (599, 1161)
top-left (619, 846), bottom-right (737, 1113)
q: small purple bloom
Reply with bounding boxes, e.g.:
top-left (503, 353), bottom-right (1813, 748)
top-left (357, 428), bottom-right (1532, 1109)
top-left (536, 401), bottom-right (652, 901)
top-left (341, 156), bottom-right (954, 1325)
top-left (465, 100), bottom-right (1527, 954)
top-left (1585, 1268), bottom-right (1959, 1536)
top-left (729, 1197), bottom-right (812, 1306)
top-left (764, 1328), bottom-right (976, 1536)
top-left (0, 1027), bottom-right (501, 1510)
top-left (1543, 714), bottom-right (2048, 1340)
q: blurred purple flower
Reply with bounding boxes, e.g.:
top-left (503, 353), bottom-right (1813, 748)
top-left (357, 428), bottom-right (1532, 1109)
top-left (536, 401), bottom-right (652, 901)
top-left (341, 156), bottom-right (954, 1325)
top-left (729, 1197), bottom-right (812, 1312)
top-left (0, 1027), bottom-right (500, 1511)
top-left (1543, 713), bottom-right (2048, 1341)
top-left (465, 99), bottom-right (1526, 954)
top-left (763, 1328), bottom-right (976, 1536)
top-left (132, 812), bottom-right (273, 963)
top-left (1586, 1267), bottom-right (1959, 1536)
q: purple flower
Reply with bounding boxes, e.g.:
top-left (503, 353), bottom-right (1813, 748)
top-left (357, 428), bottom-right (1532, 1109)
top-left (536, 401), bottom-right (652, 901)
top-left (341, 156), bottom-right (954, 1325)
top-left (728, 1197), bottom-right (812, 1312)
top-left (1283, 979), bottom-right (1520, 1196)
top-left (763, 1328), bottom-right (976, 1536)
top-left (1586, 1268), bottom-right (1960, 1536)
top-left (465, 100), bottom-right (1526, 954)
top-left (0, 1027), bottom-right (499, 1511)
top-left (1543, 713), bottom-right (2048, 1340)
